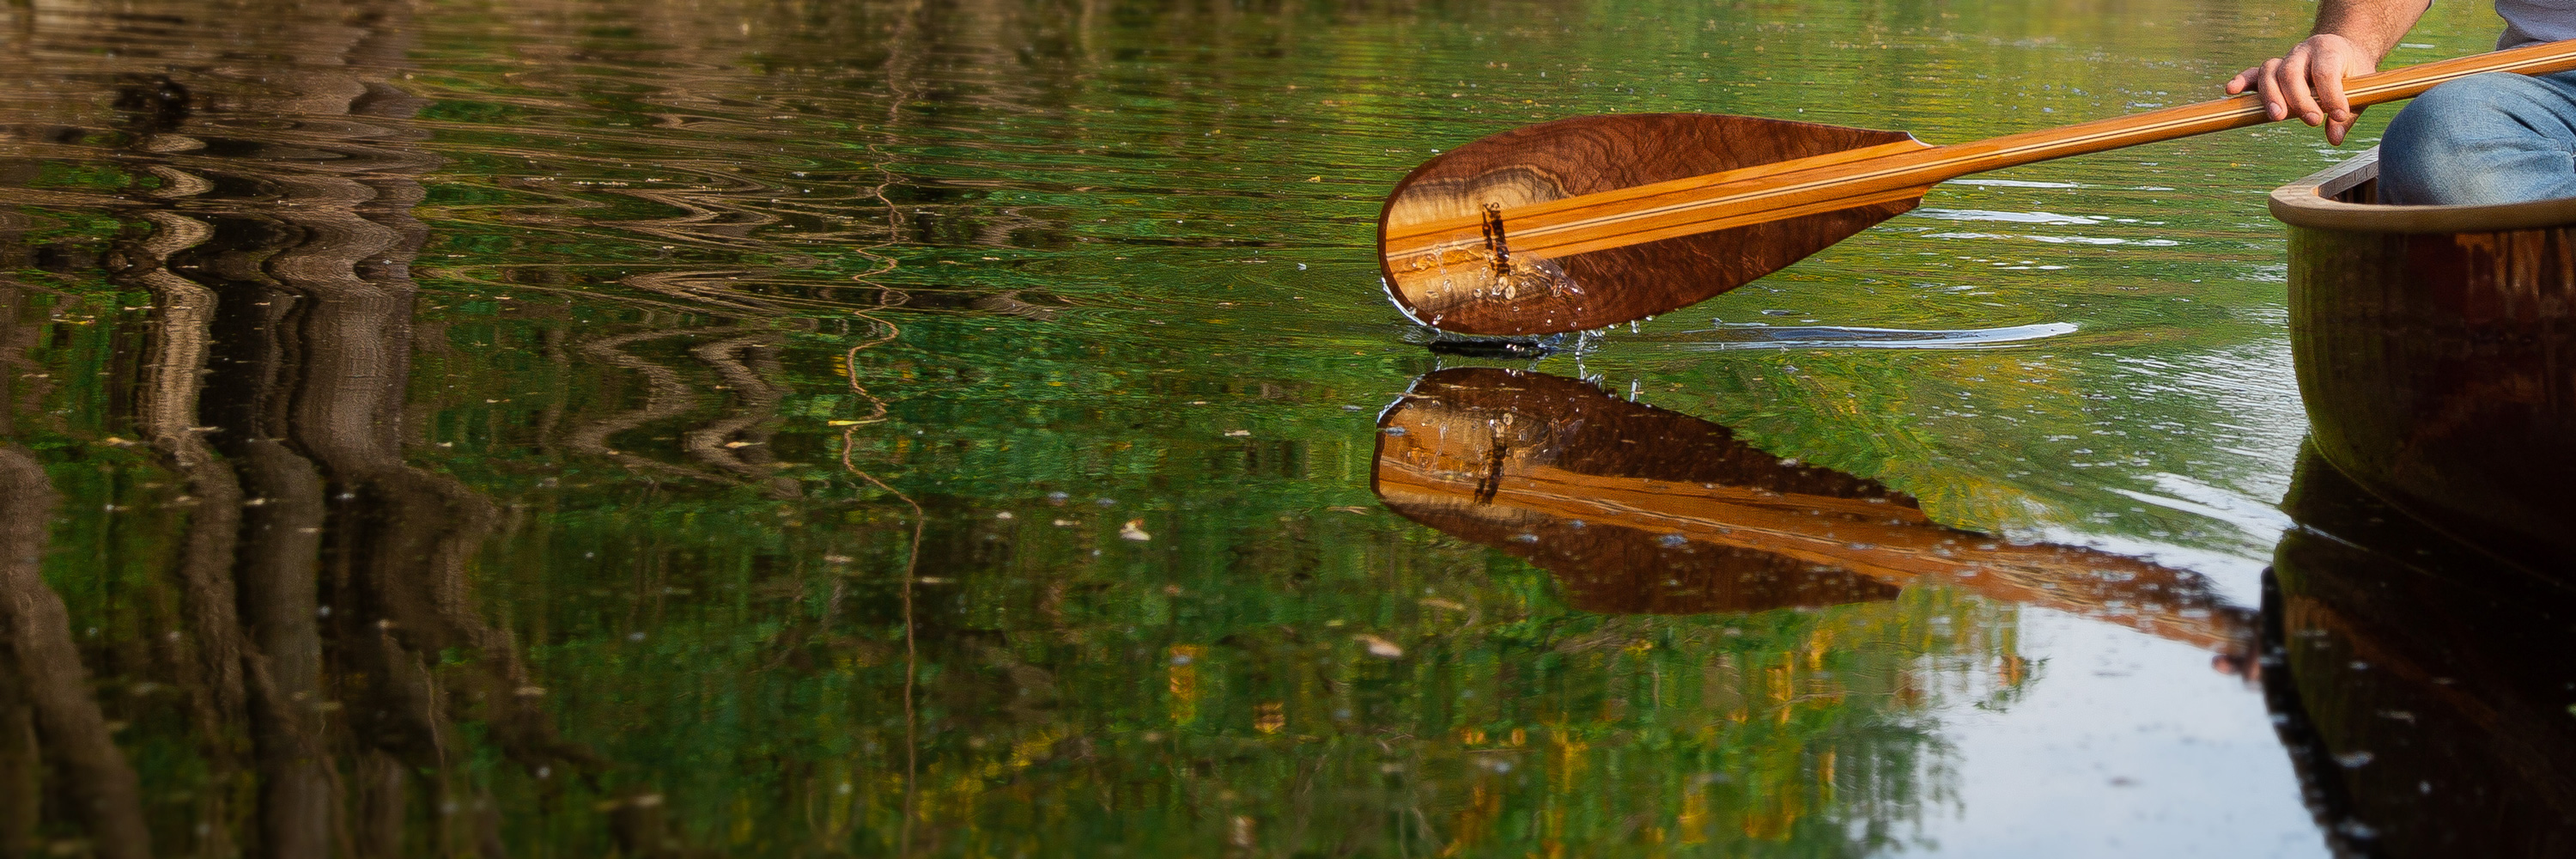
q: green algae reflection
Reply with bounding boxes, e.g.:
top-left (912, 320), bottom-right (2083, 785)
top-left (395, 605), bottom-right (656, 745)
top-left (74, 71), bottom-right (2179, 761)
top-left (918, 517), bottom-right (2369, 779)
top-left (0, 0), bottom-right (2475, 853)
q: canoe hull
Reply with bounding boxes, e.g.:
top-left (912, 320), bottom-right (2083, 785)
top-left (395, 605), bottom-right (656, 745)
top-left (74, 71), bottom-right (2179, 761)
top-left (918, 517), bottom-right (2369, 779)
top-left (2271, 149), bottom-right (2576, 563)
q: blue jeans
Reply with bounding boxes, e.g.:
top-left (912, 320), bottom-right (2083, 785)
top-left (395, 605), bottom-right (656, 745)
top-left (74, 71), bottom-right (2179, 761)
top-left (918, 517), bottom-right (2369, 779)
top-left (2381, 70), bottom-right (2576, 204)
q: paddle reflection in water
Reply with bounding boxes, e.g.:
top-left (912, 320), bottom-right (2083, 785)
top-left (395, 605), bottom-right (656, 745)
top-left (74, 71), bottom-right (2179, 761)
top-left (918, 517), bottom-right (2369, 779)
top-left (2263, 448), bottom-right (2576, 858)
top-left (1371, 368), bottom-right (2257, 662)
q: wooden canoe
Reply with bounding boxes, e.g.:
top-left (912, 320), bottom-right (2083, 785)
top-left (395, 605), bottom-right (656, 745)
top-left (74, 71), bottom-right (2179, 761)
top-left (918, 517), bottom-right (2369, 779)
top-left (2269, 149), bottom-right (2576, 565)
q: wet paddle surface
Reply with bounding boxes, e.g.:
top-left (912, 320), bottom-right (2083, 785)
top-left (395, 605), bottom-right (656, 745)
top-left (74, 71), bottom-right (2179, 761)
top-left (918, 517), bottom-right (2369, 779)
top-left (1, 0), bottom-right (2567, 856)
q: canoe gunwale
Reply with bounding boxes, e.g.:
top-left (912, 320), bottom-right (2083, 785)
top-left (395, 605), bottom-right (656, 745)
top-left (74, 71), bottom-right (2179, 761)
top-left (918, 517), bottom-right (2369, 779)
top-left (2268, 146), bottom-right (2576, 232)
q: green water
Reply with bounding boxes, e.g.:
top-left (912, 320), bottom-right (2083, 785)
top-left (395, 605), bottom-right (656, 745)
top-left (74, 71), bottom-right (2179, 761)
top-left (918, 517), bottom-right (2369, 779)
top-left (0, 0), bottom-right (2554, 856)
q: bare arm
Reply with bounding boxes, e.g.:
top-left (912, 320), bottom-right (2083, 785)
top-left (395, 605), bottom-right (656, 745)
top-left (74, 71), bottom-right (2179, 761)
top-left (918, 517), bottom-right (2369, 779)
top-left (2224, 0), bottom-right (2433, 143)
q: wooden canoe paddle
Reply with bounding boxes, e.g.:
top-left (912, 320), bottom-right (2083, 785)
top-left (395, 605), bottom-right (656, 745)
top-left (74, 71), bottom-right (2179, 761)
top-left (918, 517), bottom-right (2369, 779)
top-left (1379, 39), bottom-right (2576, 337)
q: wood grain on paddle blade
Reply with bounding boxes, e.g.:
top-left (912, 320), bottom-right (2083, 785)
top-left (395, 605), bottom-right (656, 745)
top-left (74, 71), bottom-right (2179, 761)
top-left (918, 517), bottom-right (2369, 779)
top-left (1378, 113), bottom-right (1928, 336)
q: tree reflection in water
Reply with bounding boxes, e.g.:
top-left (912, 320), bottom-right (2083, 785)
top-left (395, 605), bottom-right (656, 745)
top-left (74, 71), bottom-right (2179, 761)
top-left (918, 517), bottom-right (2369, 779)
top-left (0, 443), bottom-right (149, 859)
top-left (0, 1), bottom-right (682, 853)
top-left (0, 0), bottom-right (2565, 856)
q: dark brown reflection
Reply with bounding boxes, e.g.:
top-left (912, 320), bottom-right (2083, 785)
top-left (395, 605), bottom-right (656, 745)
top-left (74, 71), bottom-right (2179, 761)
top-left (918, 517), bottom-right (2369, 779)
top-left (0, 442), bottom-right (149, 858)
top-left (2263, 448), bottom-right (2576, 858)
top-left (1371, 368), bottom-right (2256, 657)
top-left (0, 2), bottom-right (700, 854)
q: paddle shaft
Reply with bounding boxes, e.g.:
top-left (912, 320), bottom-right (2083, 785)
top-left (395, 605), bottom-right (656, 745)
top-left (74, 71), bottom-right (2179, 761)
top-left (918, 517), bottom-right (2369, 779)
top-left (1384, 39), bottom-right (2576, 265)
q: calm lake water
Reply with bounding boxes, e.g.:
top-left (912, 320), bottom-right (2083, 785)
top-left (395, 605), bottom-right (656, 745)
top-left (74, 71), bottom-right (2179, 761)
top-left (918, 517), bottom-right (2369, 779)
top-left (2, 0), bottom-right (2570, 856)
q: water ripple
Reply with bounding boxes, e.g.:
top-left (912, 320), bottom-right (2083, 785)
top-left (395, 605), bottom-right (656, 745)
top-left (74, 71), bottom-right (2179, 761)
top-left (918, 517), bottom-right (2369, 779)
top-left (1923, 231), bottom-right (2179, 247)
top-left (1656, 321), bottom-right (2079, 350)
top-left (1908, 208), bottom-right (2103, 225)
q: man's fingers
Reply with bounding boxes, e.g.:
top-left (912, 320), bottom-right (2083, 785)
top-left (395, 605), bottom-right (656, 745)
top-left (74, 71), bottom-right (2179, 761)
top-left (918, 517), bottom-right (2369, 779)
top-left (2324, 42), bottom-right (2380, 124)
top-left (2280, 49), bottom-right (2325, 125)
top-left (2254, 58), bottom-right (2289, 120)
top-left (2224, 66), bottom-right (2261, 95)
top-left (2319, 89), bottom-right (2354, 124)
top-left (2326, 105), bottom-right (2369, 145)
top-left (2229, 35), bottom-right (2376, 143)
top-left (2315, 48), bottom-right (2356, 123)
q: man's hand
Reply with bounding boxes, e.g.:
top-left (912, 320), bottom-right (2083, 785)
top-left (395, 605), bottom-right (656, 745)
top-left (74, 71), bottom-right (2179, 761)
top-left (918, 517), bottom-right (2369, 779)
top-left (2226, 34), bottom-right (2384, 144)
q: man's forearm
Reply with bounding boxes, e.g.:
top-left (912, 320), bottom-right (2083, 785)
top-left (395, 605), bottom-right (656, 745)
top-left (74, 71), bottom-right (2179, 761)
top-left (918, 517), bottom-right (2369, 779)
top-left (2313, 0), bottom-right (2433, 63)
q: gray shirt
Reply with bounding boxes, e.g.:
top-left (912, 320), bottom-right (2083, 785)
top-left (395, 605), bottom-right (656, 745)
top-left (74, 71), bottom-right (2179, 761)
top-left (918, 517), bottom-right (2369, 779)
top-left (2497, 0), bottom-right (2576, 47)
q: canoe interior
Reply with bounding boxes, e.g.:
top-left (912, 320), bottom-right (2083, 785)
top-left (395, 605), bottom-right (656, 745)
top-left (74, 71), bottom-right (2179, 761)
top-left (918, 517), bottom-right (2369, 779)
top-left (2324, 174), bottom-right (2376, 205)
top-left (2275, 150), bottom-right (2576, 567)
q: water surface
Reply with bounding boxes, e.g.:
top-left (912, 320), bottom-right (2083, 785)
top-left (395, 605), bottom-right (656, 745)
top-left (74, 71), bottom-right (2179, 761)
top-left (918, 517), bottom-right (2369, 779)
top-left (0, 0), bottom-right (2565, 856)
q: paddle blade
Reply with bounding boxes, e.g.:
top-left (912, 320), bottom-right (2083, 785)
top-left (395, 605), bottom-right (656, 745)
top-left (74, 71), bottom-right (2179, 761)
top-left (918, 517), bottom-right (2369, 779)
top-left (1378, 113), bottom-right (1928, 336)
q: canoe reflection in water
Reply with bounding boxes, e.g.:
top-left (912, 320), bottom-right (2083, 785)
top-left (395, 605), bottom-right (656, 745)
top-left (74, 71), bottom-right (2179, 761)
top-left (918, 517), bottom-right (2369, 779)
top-left (2265, 448), bottom-right (2576, 857)
top-left (1367, 368), bottom-right (2576, 856)
top-left (1368, 368), bottom-right (2257, 664)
